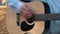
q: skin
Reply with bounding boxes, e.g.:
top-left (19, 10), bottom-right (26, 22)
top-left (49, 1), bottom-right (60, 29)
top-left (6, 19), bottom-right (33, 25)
top-left (0, 0), bottom-right (2, 3)
top-left (20, 4), bottom-right (32, 18)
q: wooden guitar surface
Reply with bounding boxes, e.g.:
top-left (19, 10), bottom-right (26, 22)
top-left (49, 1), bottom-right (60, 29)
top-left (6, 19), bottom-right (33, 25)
top-left (4, 1), bottom-right (45, 34)
top-left (6, 6), bottom-right (23, 34)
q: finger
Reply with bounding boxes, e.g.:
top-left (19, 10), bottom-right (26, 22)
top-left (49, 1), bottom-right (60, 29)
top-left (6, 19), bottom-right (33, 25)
top-left (20, 7), bottom-right (29, 13)
top-left (20, 8), bottom-right (32, 17)
top-left (22, 5), bottom-right (29, 11)
top-left (21, 12), bottom-right (32, 18)
top-left (25, 4), bottom-right (31, 10)
top-left (21, 10), bottom-right (30, 15)
top-left (25, 5), bottom-right (33, 14)
top-left (25, 13), bottom-right (32, 18)
top-left (20, 8), bottom-right (32, 14)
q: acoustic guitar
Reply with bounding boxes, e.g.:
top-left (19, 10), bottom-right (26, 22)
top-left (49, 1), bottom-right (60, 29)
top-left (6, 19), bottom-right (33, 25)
top-left (5, 1), bottom-right (60, 34)
top-left (6, 1), bottom-right (45, 34)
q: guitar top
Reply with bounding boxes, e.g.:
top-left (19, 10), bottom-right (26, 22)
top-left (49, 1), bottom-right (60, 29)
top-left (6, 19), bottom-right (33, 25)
top-left (3, 1), bottom-right (46, 34)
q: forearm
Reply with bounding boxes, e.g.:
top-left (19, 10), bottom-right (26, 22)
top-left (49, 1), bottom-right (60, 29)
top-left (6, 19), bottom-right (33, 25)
top-left (7, 0), bottom-right (23, 13)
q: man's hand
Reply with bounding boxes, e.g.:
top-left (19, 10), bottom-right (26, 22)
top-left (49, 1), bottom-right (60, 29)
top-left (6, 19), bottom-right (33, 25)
top-left (19, 4), bottom-right (32, 18)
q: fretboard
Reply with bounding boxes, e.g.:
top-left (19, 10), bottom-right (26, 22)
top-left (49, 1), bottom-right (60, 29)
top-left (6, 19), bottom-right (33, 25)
top-left (33, 14), bottom-right (60, 21)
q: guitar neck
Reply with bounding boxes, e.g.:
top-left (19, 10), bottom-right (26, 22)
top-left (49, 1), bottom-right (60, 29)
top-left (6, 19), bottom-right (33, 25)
top-left (33, 14), bottom-right (60, 21)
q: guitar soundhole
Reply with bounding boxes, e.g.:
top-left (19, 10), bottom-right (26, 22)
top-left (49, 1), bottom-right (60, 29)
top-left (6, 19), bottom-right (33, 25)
top-left (21, 21), bottom-right (34, 31)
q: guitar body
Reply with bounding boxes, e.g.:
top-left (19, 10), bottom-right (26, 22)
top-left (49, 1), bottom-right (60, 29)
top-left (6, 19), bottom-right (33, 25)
top-left (20, 1), bottom-right (45, 34)
top-left (6, 1), bottom-right (45, 34)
